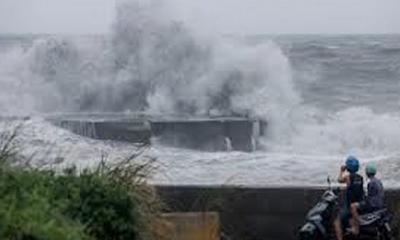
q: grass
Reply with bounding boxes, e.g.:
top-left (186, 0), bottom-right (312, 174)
top-left (0, 127), bottom-right (162, 240)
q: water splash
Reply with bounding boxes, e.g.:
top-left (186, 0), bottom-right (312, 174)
top-left (1, 1), bottom-right (400, 186)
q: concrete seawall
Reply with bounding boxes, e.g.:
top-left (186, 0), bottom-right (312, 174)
top-left (48, 114), bottom-right (266, 152)
top-left (156, 185), bottom-right (400, 240)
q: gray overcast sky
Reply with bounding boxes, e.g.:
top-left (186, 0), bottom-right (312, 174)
top-left (0, 0), bottom-right (399, 34)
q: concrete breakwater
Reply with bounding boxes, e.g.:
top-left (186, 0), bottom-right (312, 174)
top-left (47, 113), bottom-right (266, 152)
top-left (156, 185), bottom-right (400, 240)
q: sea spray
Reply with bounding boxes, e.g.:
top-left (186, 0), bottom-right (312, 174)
top-left (0, 0), bottom-right (299, 134)
top-left (0, 1), bottom-right (400, 185)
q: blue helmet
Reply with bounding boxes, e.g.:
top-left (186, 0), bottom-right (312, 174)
top-left (345, 156), bottom-right (360, 173)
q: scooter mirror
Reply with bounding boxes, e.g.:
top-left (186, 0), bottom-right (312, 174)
top-left (327, 176), bottom-right (331, 189)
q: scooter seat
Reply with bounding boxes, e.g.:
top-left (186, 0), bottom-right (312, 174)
top-left (359, 209), bottom-right (387, 226)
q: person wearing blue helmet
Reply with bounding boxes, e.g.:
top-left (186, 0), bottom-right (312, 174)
top-left (350, 162), bottom-right (384, 235)
top-left (334, 156), bottom-right (364, 240)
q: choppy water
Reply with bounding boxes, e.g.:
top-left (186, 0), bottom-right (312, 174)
top-left (1, 2), bottom-right (400, 186)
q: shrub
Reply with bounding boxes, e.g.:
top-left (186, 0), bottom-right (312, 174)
top-left (0, 128), bottom-right (160, 240)
top-left (0, 168), bottom-right (90, 240)
top-left (0, 126), bottom-right (19, 165)
top-left (52, 168), bottom-right (140, 240)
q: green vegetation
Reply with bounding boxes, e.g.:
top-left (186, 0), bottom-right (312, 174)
top-left (0, 128), bottom-right (161, 240)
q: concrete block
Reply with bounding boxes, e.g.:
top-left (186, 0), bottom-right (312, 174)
top-left (48, 114), bottom-right (266, 152)
top-left (51, 119), bottom-right (152, 144)
top-left (153, 212), bottom-right (220, 240)
top-left (150, 121), bottom-right (227, 151)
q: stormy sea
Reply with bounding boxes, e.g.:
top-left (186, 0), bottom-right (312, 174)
top-left (1, 2), bottom-right (400, 186)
